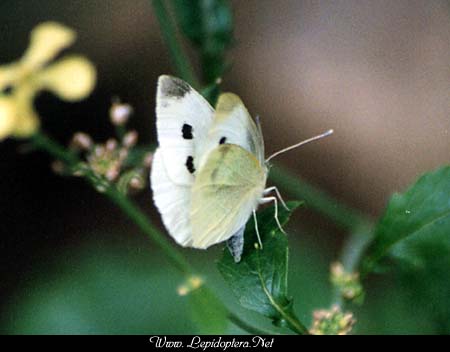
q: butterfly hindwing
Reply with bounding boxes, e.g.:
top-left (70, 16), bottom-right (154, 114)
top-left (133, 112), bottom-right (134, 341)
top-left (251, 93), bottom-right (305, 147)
top-left (190, 144), bottom-right (266, 248)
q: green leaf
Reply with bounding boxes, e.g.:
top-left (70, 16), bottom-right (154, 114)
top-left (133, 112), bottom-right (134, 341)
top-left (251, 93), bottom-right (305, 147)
top-left (359, 166), bottom-right (450, 332)
top-left (188, 285), bottom-right (229, 334)
top-left (361, 166), bottom-right (450, 275)
top-left (171, 0), bottom-right (234, 84)
top-left (217, 201), bottom-right (308, 334)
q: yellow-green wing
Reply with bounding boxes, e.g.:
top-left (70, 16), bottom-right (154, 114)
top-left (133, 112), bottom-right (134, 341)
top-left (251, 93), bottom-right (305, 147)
top-left (190, 144), bottom-right (266, 249)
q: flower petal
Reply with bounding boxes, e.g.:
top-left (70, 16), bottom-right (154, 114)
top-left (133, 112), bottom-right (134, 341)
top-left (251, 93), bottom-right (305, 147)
top-left (0, 96), bottom-right (18, 139)
top-left (0, 63), bottom-right (22, 90)
top-left (21, 22), bottom-right (76, 71)
top-left (11, 86), bottom-right (40, 138)
top-left (37, 55), bottom-right (96, 101)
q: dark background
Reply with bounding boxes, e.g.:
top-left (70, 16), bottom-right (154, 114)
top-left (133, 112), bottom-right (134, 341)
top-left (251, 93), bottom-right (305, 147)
top-left (1, 0), bottom-right (449, 334)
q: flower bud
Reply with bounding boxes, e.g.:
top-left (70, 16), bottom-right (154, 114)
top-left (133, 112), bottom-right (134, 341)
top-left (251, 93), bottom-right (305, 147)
top-left (310, 306), bottom-right (355, 335)
top-left (105, 138), bottom-right (118, 152)
top-left (110, 102), bottom-right (133, 126)
top-left (330, 262), bottom-right (364, 303)
top-left (105, 166), bottom-right (120, 182)
top-left (129, 176), bottom-right (145, 190)
top-left (71, 132), bottom-right (93, 150)
top-left (143, 152), bottom-right (153, 168)
top-left (123, 130), bottom-right (138, 148)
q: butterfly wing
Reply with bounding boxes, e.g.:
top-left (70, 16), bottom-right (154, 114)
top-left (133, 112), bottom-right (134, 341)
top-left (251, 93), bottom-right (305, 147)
top-left (197, 93), bottom-right (265, 169)
top-left (152, 75), bottom-right (214, 246)
top-left (190, 144), bottom-right (266, 249)
top-left (151, 149), bottom-right (193, 246)
top-left (155, 75), bottom-right (214, 185)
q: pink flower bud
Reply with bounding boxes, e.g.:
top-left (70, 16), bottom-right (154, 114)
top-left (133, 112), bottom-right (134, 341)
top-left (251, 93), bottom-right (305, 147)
top-left (110, 102), bottom-right (133, 126)
top-left (123, 130), bottom-right (138, 148)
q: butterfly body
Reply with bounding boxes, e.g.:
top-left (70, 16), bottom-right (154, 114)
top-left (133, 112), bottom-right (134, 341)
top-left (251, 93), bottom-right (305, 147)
top-left (151, 75), bottom-right (268, 259)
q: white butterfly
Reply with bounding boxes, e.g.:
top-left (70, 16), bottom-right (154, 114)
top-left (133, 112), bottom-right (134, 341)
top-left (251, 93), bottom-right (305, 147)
top-left (150, 75), bottom-right (332, 262)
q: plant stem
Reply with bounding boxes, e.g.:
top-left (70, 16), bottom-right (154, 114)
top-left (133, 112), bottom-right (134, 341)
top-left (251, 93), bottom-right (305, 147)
top-left (332, 223), bottom-right (374, 307)
top-left (151, 0), bottom-right (199, 87)
top-left (104, 188), bottom-right (194, 275)
top-left (31, 132), bottom-right (194, 276)
top-left (31, 132), bottom-right (78, 165)
top-left (269, 164), bottom-right (372, 231)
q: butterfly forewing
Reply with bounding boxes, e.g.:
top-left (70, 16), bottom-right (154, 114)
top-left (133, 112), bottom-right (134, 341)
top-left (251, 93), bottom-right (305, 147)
top-left (155, 75), bottom-right (214, 185)
top-left (152, 75), bottom-right (215, 246)
top-left (198, 93), bottom-right (265, 170)
top-left (190, 144), bottom-right (266, 248)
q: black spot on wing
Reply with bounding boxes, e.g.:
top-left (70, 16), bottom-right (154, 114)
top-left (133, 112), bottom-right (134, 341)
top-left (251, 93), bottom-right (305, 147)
top-left (219, 136), bottom-right (227, 144)
top-left (185, 156), bottom-right (195, 174)
top-left (182, 124), bottom-right (193, 139)
top-left (160, 76), bottom-right (191, 98)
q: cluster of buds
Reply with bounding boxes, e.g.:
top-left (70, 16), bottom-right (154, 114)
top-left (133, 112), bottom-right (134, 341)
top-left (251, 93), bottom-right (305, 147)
top-left (310, 305), bottom-right (356, 335)
top-left (330, 262), bottom-right (364, 303)
top-left (53, 100), bottom-right (153, 194)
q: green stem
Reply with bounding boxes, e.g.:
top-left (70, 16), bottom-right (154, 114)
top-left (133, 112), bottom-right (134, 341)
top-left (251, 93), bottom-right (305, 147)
top-left (332, 223), bottom-right (374, 307)
top-left (31, 132), bottom-right (194, 276)
top-left (269, 164), bottom-right (372, 231)
top-left (31, 132), bottom-right (78, 165)
top-left (151, 0), bottom-right (199, 87)
top-left (104, 188), bottom-right (194, 275)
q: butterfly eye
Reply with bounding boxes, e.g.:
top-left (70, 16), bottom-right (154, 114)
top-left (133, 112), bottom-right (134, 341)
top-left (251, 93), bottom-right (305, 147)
top-left (185, 155), bottom-right (195, 174)
top-left (182, 124), bottom-right (193, 140)
top-left (219, 136), bottom-right (227, 145)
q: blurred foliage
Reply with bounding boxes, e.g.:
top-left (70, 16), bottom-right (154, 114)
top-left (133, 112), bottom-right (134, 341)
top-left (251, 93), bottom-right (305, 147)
top-left (1, 239), bottom-right (195, 334)
top-left (1, 230), bottom-right (439, 335)
top-left (171, 0), bottom-right (233, 83)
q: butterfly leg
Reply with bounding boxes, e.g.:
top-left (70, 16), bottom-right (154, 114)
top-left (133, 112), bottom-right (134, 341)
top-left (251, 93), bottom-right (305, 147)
top-left (253, 209), bottom-right (263, 249)
top-left (263, 186), bottom-right (289, 210)
top-left (260, 196), bottom-right (287, 235)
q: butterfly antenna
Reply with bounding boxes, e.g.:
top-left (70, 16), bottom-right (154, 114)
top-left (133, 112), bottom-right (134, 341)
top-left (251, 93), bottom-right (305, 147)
top-left (265, 129), bottom-right (334, 163)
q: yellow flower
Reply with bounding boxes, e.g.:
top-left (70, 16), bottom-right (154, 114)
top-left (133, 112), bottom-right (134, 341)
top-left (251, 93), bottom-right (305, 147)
top-left (0, 22), bottom-right (96, 139)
